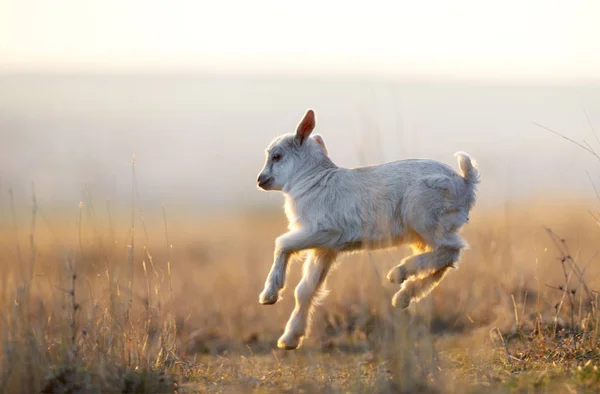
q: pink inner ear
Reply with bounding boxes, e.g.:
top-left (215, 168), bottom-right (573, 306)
top-left (296, 110), bottom-right (316, 142)
top-left (312, 135), bottom-right (328, 154)
top-left (312, 135), bottom-right (325, 146)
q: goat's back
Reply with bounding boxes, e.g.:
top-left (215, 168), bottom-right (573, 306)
top-left (286, 157), bottom-right (477, 249)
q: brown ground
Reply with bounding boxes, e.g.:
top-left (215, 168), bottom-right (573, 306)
top-left (1, 195), bottom-right (600, 393)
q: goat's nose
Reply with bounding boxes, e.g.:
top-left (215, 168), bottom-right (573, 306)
top-left (257, 174), bottom-right (262, 183)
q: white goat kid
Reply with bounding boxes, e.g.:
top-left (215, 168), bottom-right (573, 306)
top-left (256, 109), bottom-right (480, 350)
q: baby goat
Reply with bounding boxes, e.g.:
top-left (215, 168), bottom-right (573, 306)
top-left (256, 109), bottom-right (480, 350)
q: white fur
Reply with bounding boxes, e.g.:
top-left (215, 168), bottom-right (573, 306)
top-left (256, 109), bottom-right (480, 350)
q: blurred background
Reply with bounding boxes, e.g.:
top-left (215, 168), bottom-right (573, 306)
top-left (1, 0), bottom-right (599, 210)
top-left (1, 2), bottom-right (600, 392)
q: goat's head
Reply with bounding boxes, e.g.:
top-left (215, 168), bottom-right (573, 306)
top-left (257, 109), bottom-right (329, 191)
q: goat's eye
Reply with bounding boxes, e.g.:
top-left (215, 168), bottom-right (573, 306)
top-left (272, 153), bottom-right (282, 162)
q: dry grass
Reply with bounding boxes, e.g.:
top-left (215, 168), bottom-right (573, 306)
top-left (1, 185), bottom-right (600, 393)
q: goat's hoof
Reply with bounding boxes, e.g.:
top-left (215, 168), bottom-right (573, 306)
top-left (277, 333), bottom-right (303, 350)
top-left (391, 291), bottom-right (411, 309)
top-left (259, 288), bottom-right (279, 305)
top-left (386, 266), bottom-right (408, 284)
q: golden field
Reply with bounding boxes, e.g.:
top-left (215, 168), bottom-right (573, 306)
top-left (1, 184), bottom-right (600, 394)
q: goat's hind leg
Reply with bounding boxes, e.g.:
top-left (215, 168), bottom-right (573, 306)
top-left (387, 246), bottom-right (460, 284)
top-left (387, 232), bottom-right (464, 284)
top-left (388, 229), bottom-right (464, 307)
top-left (386, 242), bottom-right (427, 284)
top-left (278, 249), bottom-right (335, 350)
top-left (392, 265), bottom-right (452, 309)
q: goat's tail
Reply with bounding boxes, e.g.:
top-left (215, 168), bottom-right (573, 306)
top-left (454, 152), bottom-right (480, 184)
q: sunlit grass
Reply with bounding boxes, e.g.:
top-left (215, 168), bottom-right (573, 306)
top-left (0, 173), bottom-right (599, 392)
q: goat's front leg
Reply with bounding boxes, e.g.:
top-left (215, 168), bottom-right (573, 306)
top-left (259, 249), bottom-right (291, 305)
top-left (278, 249), bottom-right (336, 349)
top-left (259, 229), bottom-right (339, 305)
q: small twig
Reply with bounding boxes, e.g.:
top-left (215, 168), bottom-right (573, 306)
top-left (511, 294), bottom-right (520, 331)
top-left (586, 171), bottom-right (600, 200)
top-left (533, 122), bottom-right (600, 162)
top-left (127, 154), bottom-right (136, 325)
top-left (544, 227), bottom-right (577, 334)
top-left (162, 204), bottom-right (177, 355)
top-left (554, 263), bottom-right (576, 335)
top-left (8, 189), bottom-right (23, 278)
top-left (589, 211), bottom-right (600, 226)
top-left (581, 104), bottom-right (600, 147)
top-left (545, 283), bottom-right (564, 292)
top-left (491, 327), bottom-right (512, 365)
top-left (545, 227), bottom-right (595, 304)
top-left (162, 205), bottom-right (173, 308)
top-left (28, 182), bottom-right (37, 287)
top-left (584, 140), bottom-right (595, 153)
top-left (521, 290), bottom-right (528, 324)
top-left (72, 202), bottom-right (82, 359)
top-left (127, 153), bottom-right (136, 367)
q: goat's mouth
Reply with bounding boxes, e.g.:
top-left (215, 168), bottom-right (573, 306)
top-left (257, 177), bottom-right (274, 190)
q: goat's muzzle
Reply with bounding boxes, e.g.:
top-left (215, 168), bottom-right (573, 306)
top-left (257, 174), bottom-right (273, 190)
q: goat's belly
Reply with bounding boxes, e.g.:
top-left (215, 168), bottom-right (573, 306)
top-left (339, 232), bottom-right (405, 252)
top-left (339, 240), bottom-right (364, 252)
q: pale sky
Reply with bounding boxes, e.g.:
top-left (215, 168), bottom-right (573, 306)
top-left (1, 0), bottom-right (600, 80)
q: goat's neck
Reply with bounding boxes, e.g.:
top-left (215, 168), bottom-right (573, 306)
top-left (282, 159), bottom-right (337, 200)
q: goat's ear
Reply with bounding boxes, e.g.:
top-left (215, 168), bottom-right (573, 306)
top-left (312, 134), bottom-right (328, 155)
top-left (295, 109), bottom-right (316, 145)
